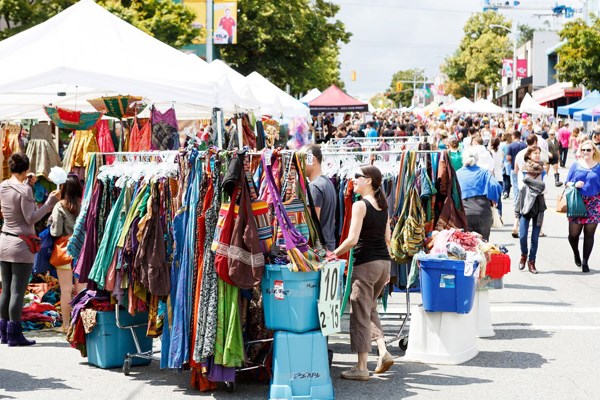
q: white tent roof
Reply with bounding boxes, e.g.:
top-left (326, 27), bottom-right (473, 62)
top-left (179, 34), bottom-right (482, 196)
top-left (0, 0), bottom-right (221, 120)
top-left (444, 97), bottom-right (475, 113)
top-left (246, 72), bottom-right (310, 119)
top-left (205, 59), bottom-right (261, 112)
top-left (471, 99), bottom-right (507, 114)
top-left (299, 89), bottom-right (322, 104)
top-left (519, 93), bottom-right (553, 115)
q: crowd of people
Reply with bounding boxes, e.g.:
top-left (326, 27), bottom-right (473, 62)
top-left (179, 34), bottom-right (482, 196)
top-left (314, 109), bottom-right (600, 276)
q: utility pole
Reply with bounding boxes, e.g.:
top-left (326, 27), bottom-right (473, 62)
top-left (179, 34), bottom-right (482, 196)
top-left (206, 0), bottom-right (214, 62)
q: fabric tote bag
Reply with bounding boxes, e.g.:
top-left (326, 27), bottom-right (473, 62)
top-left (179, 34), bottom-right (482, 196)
top-left (214, 184), bottom-right (239, 285)
top-left (566, 186), bottom-right (587, 218)
top-left (228, 178), bottom-right (265, 289)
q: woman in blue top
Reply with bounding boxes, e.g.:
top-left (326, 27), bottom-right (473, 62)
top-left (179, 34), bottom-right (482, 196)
top-left (566, 140), bottom-right (600, 273)
top-left (456, 147), bottom-right (502, 241)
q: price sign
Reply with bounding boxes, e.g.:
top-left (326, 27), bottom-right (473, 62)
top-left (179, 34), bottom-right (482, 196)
top-left (318, 262), bottom-right (342, 336)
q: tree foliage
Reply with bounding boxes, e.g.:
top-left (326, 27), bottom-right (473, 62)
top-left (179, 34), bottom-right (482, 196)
top-left (517, 23), bottom-right (535, 47)
top-left (385, 69), bottom-right (426, 108)
top-left (556, 17), bottom-right (600, 90)
top-left (441, 11), bottom-right (512, 98)
top-left (220, 0), bottom-right (351, 95)
top-left (0, 0), bottom-right (201, 47)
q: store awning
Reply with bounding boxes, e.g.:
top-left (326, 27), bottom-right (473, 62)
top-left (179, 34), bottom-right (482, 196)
top-left (532, 82), bottom-right (581, 104)
top-left (546, 40), bottom-right (566, 56)
top-left (557, 91), bottom-right (600, 116)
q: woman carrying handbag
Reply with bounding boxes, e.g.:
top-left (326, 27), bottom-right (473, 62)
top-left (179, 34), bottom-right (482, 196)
top-left (49, 175), bottom-right (83, 332)
top-left (565, 140), bottom-right (600, 273)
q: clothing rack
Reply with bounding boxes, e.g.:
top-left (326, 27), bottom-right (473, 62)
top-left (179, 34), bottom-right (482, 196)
top-left (320, 149), bottom-right (441, 156)
top-left (94, 150), bottom-right (180, 162)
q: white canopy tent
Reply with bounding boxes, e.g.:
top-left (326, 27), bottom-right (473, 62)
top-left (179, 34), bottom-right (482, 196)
top-left (0, 0), bottom-right (223, 120)
top-left (471, 99), bottom-right (507, 114)
top-left (204, 59), bottom-right (261, 112)
top-left (246, 72), bottom-right (310, 119)
top-left (443, 97), bottom-right (475, 113)
top-left (519, 93), bottom-right (553, 115)
top-left (299, 89), bottom-right (322, 104)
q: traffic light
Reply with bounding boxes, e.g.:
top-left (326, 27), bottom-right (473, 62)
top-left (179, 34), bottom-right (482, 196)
top-left (396, 81), bottom-right (403, 92)
top-left (351, 70), bottom-right (356, 81)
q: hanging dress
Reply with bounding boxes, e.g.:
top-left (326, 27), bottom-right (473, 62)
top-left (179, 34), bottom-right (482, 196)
top-left (151, 107), bottom-right (180, 150)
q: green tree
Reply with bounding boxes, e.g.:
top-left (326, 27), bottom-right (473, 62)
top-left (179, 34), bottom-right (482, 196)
top-left (369, 93), bottom-right (392, 110)
top-left (0, 0), bottom-right (201, 47)
top-left (385, 68), bottom-right (426, 108)
top-left (442, 11), bottom-right (512, 98)
top-left (556, 17), bottom-right (600, 90)
top-left (517, 23), bottom-right (535, 46)
top-left (219, 0), bottom-right (351, 95)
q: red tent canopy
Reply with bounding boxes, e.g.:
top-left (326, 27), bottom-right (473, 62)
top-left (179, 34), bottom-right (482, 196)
top-left (308, 85), bottom-right (368, 114)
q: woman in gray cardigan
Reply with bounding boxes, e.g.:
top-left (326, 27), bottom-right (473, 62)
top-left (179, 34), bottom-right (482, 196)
top-left (0, 153), bottom-right (60, 346)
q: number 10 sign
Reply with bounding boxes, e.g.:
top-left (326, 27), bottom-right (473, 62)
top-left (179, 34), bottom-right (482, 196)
top-left (317, 262), bottom-right (342, 336)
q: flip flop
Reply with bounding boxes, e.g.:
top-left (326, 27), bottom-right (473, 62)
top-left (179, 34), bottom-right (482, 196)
top-left (539, 233), bottom-right (547, 237)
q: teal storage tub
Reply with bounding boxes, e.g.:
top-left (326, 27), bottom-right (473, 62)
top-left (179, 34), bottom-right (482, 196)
top-left (86, 310), bottom-right (153, 369)
top-left (269, 330), bottom-right (334, 400)
top-left (261, 264), bottom-right (320, 333)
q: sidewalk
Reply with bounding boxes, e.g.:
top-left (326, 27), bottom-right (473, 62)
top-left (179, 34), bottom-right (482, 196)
top-left (2, 162), bottom-right (600, 399)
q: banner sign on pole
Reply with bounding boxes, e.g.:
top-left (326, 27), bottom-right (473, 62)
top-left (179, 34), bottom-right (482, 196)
top-left (502, 59), bottom-right (528, 78)
top-left (214, 0), bottom-right (238, 44)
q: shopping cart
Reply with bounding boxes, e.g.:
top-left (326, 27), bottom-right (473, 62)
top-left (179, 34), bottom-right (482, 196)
top-left (113, 305), bottom-right (161, 375)
top-left (385, 261), bottom-right (417, 351)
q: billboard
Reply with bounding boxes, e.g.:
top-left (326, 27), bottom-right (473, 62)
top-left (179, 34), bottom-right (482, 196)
top-left (502, 59), bottom-right (528, 79)
top-left (214, 0), bottom-right (238, 44)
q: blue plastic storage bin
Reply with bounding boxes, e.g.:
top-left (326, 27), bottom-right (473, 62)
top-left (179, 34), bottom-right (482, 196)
top-left (261, 264), bottom-right (320, 333)
top-left (86, 310), bottom-right (153, 369)
top-left (270, 331), bottom-right (334, 400)
top-left (419, 258), bottom-right (477, 314)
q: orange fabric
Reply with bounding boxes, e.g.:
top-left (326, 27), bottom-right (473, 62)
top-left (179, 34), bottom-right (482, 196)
top-left (130, 118), bottom-right (152, 152)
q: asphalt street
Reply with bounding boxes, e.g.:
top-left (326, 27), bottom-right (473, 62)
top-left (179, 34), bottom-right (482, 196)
top-left (1, 161), bottom-right (599, 400)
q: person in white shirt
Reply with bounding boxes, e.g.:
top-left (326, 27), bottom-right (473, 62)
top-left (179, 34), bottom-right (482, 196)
top-left (472, 135), bottom-right (494, 173)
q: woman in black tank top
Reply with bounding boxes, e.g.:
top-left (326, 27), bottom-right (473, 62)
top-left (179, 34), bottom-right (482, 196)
top-left (334, 165), bottom-right (394, 381)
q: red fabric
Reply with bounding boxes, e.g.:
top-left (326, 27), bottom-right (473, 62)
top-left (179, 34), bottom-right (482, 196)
top-left (130, 118), bottom-right (152, 152)
top-left (95, 120), bottom-right (115, 164)
top-left (57, 108), bottom-right (81, 123)
top-left (338, 180), bottom-right (355, 263)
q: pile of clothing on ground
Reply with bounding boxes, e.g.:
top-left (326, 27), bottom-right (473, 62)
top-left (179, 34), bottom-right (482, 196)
top-left (21, 274), bottom-right (63, 331)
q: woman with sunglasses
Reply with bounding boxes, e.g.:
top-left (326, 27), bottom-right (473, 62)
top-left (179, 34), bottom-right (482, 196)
top-left (566, 140), bottom-right (600, 272)
top-left (334, 165), bottom-right (393, 381)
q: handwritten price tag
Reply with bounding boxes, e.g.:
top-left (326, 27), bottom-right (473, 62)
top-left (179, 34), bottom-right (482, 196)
top-left (317, 262), bottom-right (342, 336)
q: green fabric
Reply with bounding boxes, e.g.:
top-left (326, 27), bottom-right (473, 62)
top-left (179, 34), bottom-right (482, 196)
top-left (117, 184), bottom-right (149, 248)
top-left (88, 185), bottom-right (131, 289)
top-left (449, 150), bottom-right (463, 172)
top-left (340, 249), bottom-right (354, 315)
top-left (214, 279), bottom-right (244, 368)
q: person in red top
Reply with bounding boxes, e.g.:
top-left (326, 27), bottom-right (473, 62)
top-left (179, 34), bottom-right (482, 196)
top-left (557, 122), bottom-right (571, 167)
top-left (218, 8), bottom-right (236, 44)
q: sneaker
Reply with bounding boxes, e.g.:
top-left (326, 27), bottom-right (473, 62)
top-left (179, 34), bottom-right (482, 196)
top-left (502, 193), bottom-right (509, 199)
top-left (375, 352), bottom-right (394, 374)
top-left (341, 367), bottom-right (370, 381)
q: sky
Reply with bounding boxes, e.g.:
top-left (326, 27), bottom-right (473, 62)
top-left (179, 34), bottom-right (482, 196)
top-left (331, 0), bottom-right (589, 99)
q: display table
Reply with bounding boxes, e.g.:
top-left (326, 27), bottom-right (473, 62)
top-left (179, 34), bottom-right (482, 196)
top-left (402, 306), bottom-right (478, 365)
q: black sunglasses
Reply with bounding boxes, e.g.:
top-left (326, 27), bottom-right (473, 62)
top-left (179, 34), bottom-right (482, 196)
top-left (581, 148), bottom-right (594, 153)
top-left (354, 173), bottom-right (366, 179)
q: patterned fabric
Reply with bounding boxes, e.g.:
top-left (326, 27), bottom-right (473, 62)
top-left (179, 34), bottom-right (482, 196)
top-left (62, 130), bottom-right (100, 172)
top-left (194, 161), bottom-right (222, 362)
top-left (569, 193), bottom-right (600, 224)
top-left (151, 107), bottom-right (179, 150)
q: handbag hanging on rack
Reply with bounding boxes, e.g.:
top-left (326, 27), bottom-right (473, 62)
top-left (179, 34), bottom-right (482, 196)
top-left (214, 183), bottom-right (239, 285)
top-left (227, 176), bottom-right (265, 289)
